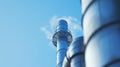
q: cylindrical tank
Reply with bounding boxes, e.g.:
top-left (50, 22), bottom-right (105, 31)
top-left (52, 19), bottom-right (72, 67)
top-left (81, 0), bottom-right (120, 67)
top-left (62, 37), bottom-right (85, 67)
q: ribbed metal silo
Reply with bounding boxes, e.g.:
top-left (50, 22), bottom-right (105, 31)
top-left (81, 0), bottom-right (120, 67)
top-left (52, 19), bottom-right (72, 67)
top-left (62, 37), bottom-right (85, 67)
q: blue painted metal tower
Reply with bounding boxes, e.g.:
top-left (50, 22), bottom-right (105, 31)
top-left (82, 0), bottom-right (120, 67)
top-left (52, 19), bottom-right (72, 67)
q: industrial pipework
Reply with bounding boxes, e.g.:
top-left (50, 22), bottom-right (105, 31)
top-left (52, 19), bottom-right (72, 67)
top-left (82, 0), bottom-right (120, 67)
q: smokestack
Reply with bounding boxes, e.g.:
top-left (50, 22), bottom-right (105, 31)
top-left (52, 19), bottom-right (72, 67)
top-left (82, 0), bottom-right (120, 67)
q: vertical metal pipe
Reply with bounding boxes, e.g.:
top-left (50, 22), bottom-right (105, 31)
top-left (81, 0), bottom-right (120, 67)
top-left (52, 20), bottom-right (72, 67)
top-left (56, 37), bottom-right (68, 67)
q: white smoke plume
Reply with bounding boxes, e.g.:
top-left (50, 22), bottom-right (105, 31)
top-left (40, 15), bottom-right (83, 49)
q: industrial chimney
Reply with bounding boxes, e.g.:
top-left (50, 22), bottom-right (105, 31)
top-left (52, 19), bottom-right (72, 67)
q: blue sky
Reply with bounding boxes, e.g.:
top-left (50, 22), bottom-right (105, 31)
top-left (0, 0), bottom-right (82, 67)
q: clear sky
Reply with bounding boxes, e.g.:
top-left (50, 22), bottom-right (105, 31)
top-left (0, 0), bottom-right (82, 67)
